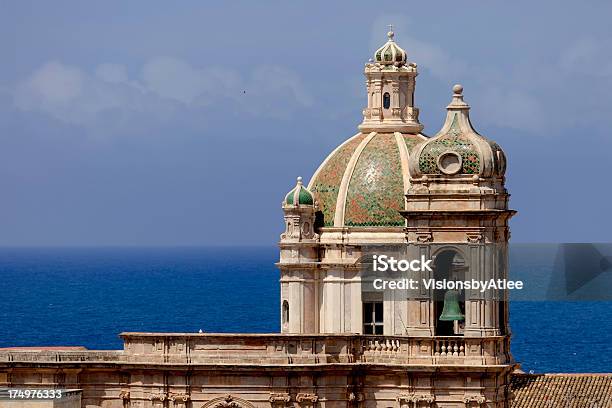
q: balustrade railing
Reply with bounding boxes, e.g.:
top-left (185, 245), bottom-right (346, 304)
top-left (362, 338), bottom-right (401, 353)
top-left (0, 334), bottom-right (511, 366)
top-left (434, 337), bottom-right (465, 357)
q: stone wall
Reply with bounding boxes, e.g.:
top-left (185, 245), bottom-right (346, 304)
top-left (0, 333), bottom-right (514, 408)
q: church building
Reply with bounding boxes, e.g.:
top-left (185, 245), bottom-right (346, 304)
top-left (1, 30), bottom-right (611, 408)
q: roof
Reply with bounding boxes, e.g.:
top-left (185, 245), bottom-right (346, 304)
top-left (374, 31), bottom-right (407, 66)
top-left (284, 177), bottom-right (314, 206)
top-left (511, 373), bottom-right (612, 407)
top-left (308, 132), bottom-right (426, 227)
top-left (0, 346), bottom-right (87, 351)
top-left (410, 84), bottom-right (506, 179)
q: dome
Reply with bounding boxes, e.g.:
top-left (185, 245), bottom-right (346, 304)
top-left (410, 85), bottom-right (506, 179)
top-left (374, 31), bottom-right (407, 66)
top-left (308, 132), bottom-right (426, 227)
top-left (284, 177), bottom-right (314, 206)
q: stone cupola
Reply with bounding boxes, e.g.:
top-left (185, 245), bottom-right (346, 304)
top-left (410, 84), bottom-right (506, 181)
top-left (374, 30), bottom-right (407, 65)
top-left (408, 84), bottom-right (508, 207)
top-left (359, 30), bottom-right (423, 134)
top-left (280, 177), bottom-right (317, 243)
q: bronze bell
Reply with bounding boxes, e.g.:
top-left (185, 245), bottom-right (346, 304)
top-left (439, 289), bottom-right (465, 321)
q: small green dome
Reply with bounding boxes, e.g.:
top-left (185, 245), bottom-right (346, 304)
top-left (285, 177), bottom-right (314, 206)
top-left (374, 31), bottom-right (407, 66)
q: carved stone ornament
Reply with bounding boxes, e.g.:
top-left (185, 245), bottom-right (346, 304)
top-left (269, 392), bottom-right (291, 407)
top-left (202, 395), bottom-right (256, 408)
top-left (466, 232), bottom-right (483, 244)
top-left (414, 394), bottom-right (435, 403)
top-left (295, 393), bottom-right (318, 407)
top-left (463, 395), bottom-right (486, 406)
top-left (149, 393), bottom-right (167, 401)
top-left (416, 231), bottom-right (433, 243)
top-left (396, 393), bottom-right (412, 405)
top-left (397, 393), bottom-right (435, 405)
top-left (169, 394), bottom-right (190, 403)
top-left (295, 393), bottom-right (318, 403)
top-left (214, 395), bottom-right (244, 408)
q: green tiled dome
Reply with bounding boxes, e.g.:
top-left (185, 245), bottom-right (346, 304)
top-left (410, 85), bottom-right (506, 179)
top-left (308, 132), bottom-right (426, 227)
top-left (285, 177), bottom-right (314, 206)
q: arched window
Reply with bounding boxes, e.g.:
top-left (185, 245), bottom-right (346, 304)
top-left (383, 92), bottom-right (391, 109)
top-left (433, 250), bottom-right (466, 336)
top-left (282, 300), bottom-right (289, 326)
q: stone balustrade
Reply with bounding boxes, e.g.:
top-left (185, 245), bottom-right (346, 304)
top-left (360, 335), bottom-right (510, 365)
top-left (0, 333), bottom-right (511, 367)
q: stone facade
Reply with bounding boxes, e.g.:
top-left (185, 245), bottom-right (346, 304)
top-left (1, 333), bottom-right (513, 408)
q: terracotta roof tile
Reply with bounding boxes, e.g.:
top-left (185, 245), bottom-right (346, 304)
top-left (511, 373), bottom-right (612, 407)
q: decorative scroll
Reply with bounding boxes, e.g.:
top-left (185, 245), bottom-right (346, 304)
top-left (295, 393), bottom-right (318, 408)
top-left (463, 395), bottom-right (486, 407)
top-left (149, 393), bottom-right (167, 401)
top-left (269, 392), bottom-right (291, 408)
top-left (149, 393), bottom-right (167, 408)
top-left (169, 394), bottom-right (190, 408)
top-left (416, 231), bottom-right (433, 243)
top-left (397, 393), bottom-right (435, 407)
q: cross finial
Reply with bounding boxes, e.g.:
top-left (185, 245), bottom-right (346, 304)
top-left (387, 24), bottom-right (395, 40)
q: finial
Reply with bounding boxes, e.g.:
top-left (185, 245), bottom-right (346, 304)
top-left (447, 83), bottom-right (469, 110)
top-left (387, 24), bottom-right (394, 40)
top-left (296, 176), bottom-right (303, 185)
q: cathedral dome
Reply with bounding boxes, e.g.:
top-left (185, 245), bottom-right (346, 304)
top-left (284, 177), bottom-right (314, 206)
top-left (374, 31), bottom-right (407, 66)
top-left (410, 85), bottom-right (506, 179)
top-left (308, 132), bottom-right (426, 227)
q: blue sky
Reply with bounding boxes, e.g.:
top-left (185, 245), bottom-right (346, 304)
top-left (1, 1), bottom-right (611, 245)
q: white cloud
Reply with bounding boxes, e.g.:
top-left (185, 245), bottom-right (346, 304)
top-left (250, 66), bottom-right (313, 107)
top-left (143, 57), bottom-right (216, 104)
top-left (15, 62), bottom-right (83, 106)
top-left (14, 61), bottom-right (162, 126)
top-left (13, 58), bottom-right (313, 127)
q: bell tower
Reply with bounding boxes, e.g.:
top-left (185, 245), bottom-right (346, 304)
top-left (404, 84), bottom-right (514, 338)
top-left (359, 29), bottom-right (423, 134)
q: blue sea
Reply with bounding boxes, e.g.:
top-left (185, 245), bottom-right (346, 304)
top-left (0, 247), bottom-right (611, 373)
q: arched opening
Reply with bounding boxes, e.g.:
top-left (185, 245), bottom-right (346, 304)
top-left (282, 300), bottom-right (289, 327)
top-left (433, 250), bottom-right (466, 336)
top-left (314, 210), bottom-right (324, 231)
top-left (383, 92), bottom-right (391, 109)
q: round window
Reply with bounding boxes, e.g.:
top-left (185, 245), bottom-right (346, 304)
top-left (437, 151), bottom-right (462, 175)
